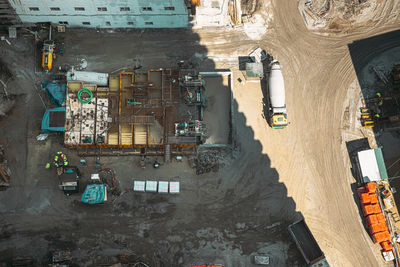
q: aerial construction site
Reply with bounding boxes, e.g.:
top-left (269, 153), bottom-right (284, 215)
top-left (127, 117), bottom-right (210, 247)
top-left (0, 0), bottom-right (400, 266)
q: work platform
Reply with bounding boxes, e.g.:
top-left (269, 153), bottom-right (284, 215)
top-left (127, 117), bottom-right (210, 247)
top-left (64, 69), bottom-right (202, 149)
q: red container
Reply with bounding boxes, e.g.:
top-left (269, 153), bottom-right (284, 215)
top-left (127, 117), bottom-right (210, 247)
top-left (358, 188), bottom-right (367, 199)
top-left (381, 241), bottom-right (393, 251)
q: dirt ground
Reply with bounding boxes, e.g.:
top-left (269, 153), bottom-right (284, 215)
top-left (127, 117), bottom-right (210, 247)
top-left (0, 0), bottom-right (399, 266)
top-left (297, 0), bottom-right (400, 33)
top-left (203, 75), bottom-right (231, 145)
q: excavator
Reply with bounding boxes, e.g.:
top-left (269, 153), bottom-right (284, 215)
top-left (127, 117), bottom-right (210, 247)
top-left (42, 25), bottom-right (55, 71)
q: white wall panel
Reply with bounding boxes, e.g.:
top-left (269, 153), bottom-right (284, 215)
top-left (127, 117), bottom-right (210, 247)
top-left (9, 0), bottom-right (188, 28)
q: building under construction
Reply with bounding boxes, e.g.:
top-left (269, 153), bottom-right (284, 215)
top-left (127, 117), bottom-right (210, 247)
top-left (63, 67), bottom-right (207, 158)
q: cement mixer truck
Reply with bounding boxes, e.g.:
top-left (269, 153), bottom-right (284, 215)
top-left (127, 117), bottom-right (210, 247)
top-left (268, 61), bottom-right (288, 129)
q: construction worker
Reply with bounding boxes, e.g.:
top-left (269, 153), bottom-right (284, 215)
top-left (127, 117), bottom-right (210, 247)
top-left (375, 114), bottom-right (380, 118)
top-left (45, 163), bottom-right (51, 169)
top-left (54, 155), bottom-right (60, 167)
top-left (61, 153), bottom-right (68, 166)
top-left (375, 93), bottom-right (384, 106)
top-left (54, 152), bottom-right (68, 167)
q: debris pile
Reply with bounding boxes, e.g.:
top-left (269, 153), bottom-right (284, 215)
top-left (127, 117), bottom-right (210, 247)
top-left (241, 0), bottom-right (258, 15)
top-left (0, 96), bottom-right (15, 117)
top-left (299, 0), bottom-right (378, 32)
top-left (193, 151), bottom-right (220, 175)
top-left (305, 0), bottom-right (330, 18)
top-left (0, 145), bottom-right (10, 190)
top-left (52, 250), bottom-right (72, 265)
top-left (0, 59), bottom-right (15, 117)
top-left (99, 168), bottom-right (121, 196)
top-left (88, 254), bottom-right (150, 267)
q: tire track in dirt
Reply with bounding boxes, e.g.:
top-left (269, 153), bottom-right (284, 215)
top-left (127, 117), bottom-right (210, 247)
top-left (249, 0), bottom-right (400, 266)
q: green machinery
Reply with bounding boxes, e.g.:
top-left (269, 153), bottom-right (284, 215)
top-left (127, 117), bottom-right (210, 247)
top-left (179, 68), bottom-right (205, 105)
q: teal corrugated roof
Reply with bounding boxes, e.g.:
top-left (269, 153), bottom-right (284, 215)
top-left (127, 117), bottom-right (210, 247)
top-left (374, 148), bottom-right (388, 180)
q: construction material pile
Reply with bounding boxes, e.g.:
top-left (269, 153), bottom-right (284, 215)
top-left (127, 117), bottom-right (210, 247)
top-left (0, 59), bottom-right (15, 117)
top-left (298, 0), bottom-right (382, 32)
top-left (193, 151), bottom-right (220, 175)
top-left (0, 96), bottom-right (15, 117)
top-left (99, 168), bottom-right (120, 196)
top-left (0, 145), bottom-right (10, 190)
top-left (64, 82), bottom-right (109, 146)
top-left (241, 0), bottom-right (258, 15)
top-left (358, 182), bottom-right (394, 256)
top-left (52, 250), bottom-right (72, 265)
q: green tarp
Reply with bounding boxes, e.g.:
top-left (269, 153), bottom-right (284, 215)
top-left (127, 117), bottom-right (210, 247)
top-left (81, 184), bottom-right (106, 204)
top-left (42, 81), bottom-right (66, 107)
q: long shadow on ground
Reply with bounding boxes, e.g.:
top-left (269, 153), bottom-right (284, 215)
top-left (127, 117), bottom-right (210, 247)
top-left (0, 24), bottom-right (306, 266)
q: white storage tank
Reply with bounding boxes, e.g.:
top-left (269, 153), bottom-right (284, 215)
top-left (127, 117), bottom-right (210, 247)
top-left (67, 70), bottom-right (109, 86)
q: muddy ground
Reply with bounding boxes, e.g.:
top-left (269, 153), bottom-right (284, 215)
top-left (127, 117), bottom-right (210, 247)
top-left (0, 0), bottom-right (399, 266)
top-left (0, 28), bottom-right (303, 267)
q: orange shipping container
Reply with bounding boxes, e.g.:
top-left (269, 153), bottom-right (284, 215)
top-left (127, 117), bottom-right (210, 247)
top-left (381, 241), bottom-right (393, 251)
top-left (366, 182), bottom-right (376, 193)
top-left (372, 204), bottom-right (382, 214)
top-left (380, 222), bottom-right (389, 232)
top-left (377, 213), bottom-right (386, 223)
top-left (360, 193), bottom-right (371, 204)
top-left (363, 204), bottom-right (375, 216)
top-left (369, 194), bottom-right (378, 204)
top-left (369, 222), bottom-right (388, 234)
top-left (366, 214), bottom-right (378, 226)
top-left (372, 231), bottom-right (390, 243)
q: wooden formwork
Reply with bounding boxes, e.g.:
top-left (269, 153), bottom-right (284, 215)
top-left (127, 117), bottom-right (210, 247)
top-left (64, 69), bottom-right (199, 150)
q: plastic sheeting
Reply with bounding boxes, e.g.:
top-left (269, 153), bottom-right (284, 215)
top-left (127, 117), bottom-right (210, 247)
top-left (41, 107), bottom-right (66, 132)
top-left (42, 81), bottom-right (66, 107)
top-left (81, 184), bottom-right (106, 204)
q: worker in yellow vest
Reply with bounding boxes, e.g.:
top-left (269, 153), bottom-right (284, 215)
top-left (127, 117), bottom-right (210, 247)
top-left (54, 151), bottom-right (68, 167)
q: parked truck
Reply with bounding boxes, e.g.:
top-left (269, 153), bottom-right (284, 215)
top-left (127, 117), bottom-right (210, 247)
top-left (268, 61), bottom-right (288, 129)
top-left (288, 219), bottom-right (330, 267)
top-left (58, 166), bottom-right (80, 195)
